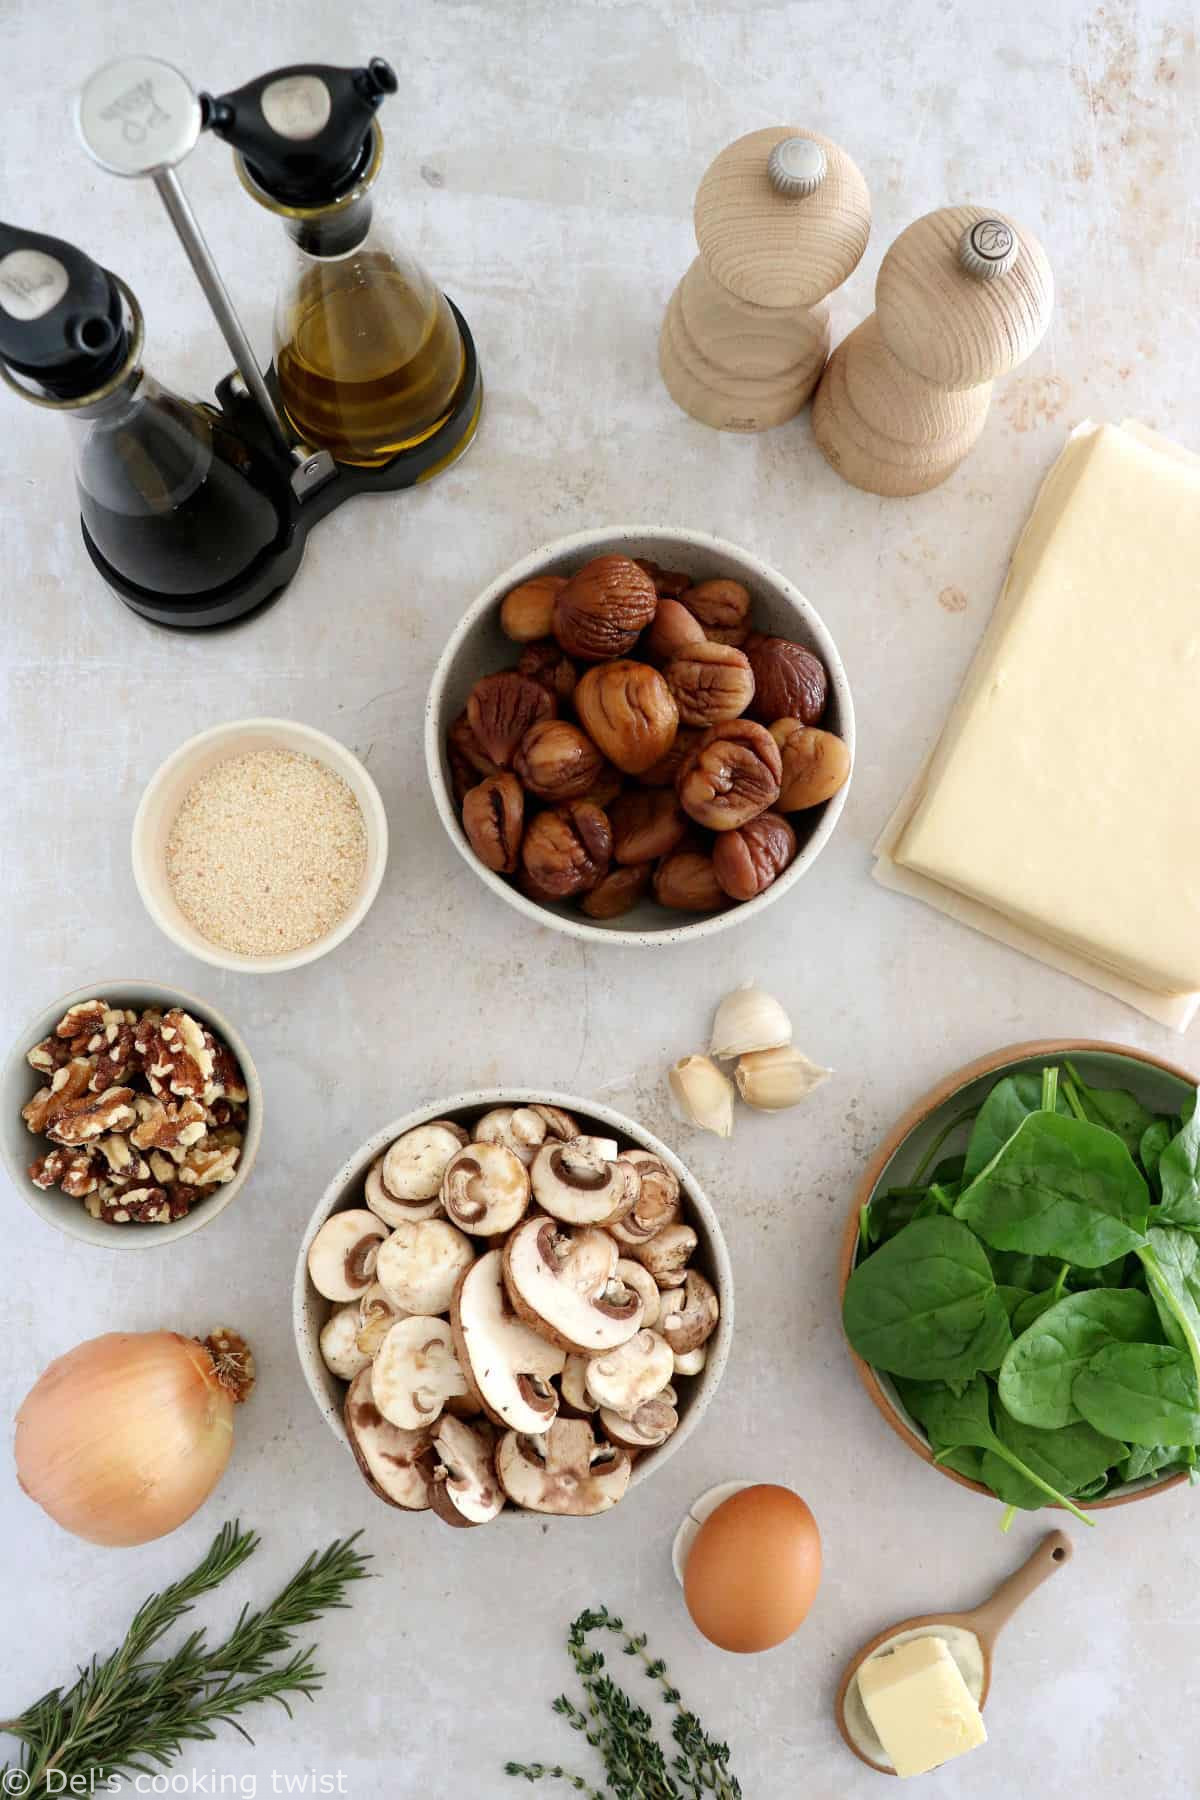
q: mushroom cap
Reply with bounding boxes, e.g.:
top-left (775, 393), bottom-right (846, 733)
top-left (585, 1329), bottom-right (674, 1414)
top-left (503, 1215), bottom-right (644, 1355)
top-left (319, 1301), bottom-right (372, 1381)
top-left (599, 1389), bottom-right (679, 1450)
top-left (529, 1103), bottom-right (579, 1141)
top-left (441, 1141), bottom-right (531, 1237)
top-left (559, 1353), bottom-right (599, 1415)
top-left (495, 1417), bottom-right (632, 1515)
top-left (365, 1157), bottom-right (443, 1227)
top-left (343, 1366), bottom-right (432, 1510)
top-left (371, 1315), bottom-right (469, 1431)
top-left (381, 1120), bottom-right (469, 1202)
top-left (633, 1222), bottom-right (698, 1289)
top-left (530, 1136), bottom-right (640, 1226)
top-left (615, 1258), bottom-right (661, 1329)
top-left (657, 1269), bottom-right (720, 1354)
top-left (356, 1281), bottom-right (406, 1358)
top-left (607, 1151), bottom-right (682, 1246)
top-left (376, 1217), bottom-right (477, 1314)
top-left (673, 1343), bottom-right (708, 1377)
top-left (308, 1209), bottom-right (389, 1302)
top-left (428, 1415), bottom-right (505, 1528)
top-left (475, 1106), bottom-right (549, 1167)
top-left (450, 1248), bottom-right (565, 1434)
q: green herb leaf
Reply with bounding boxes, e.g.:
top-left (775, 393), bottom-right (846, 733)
top-left (980, 1413), bottom-right (1124, 1511)
top-left (962, 1074), bottom-right (1067, 1182)
top-left (1157, 1104), bottom-right (1200, 1229)
top-left (954, 1112), bottom-right (1150, 1267)
top-left (1062, 1062), bottom-right (1158, 1155)
top-left (1073, 1342), bottom-right (1200, 1447)
top-left (902, 1376), bottom-right (1095, 1526)
top-left (843, 1217), bottom-right (1012, 1382)
top-left (1140, 1120), bottom-right (1173, 1193)
top-left (998, 1289), bottom-right (1160, 1429)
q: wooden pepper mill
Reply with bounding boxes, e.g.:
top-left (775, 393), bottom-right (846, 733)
top-left (659, 127), bottom-right (870, 433)
top-left (812, 206), bottom-right (1053, 494)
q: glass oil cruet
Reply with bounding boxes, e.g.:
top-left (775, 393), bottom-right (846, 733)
top-left (203, 57), bottom-right (473, 469)
top-left (0, 221), bottom-right (289, 599)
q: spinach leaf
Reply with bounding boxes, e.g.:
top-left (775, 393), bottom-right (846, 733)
top-left (1073, 1471), bottom-right (1116, 1499)
top-left (903, 1377), bottom-right (1094, 1525)
top-left (1011, 1289), bottom-right (1062, 1333)
top-left (1121, 1442), bottom-right (1187, 1484)
top-left (989, 1250), bottom-right (1065, 1293)
top-left (980, 1413), bottom-right (1123, 1511)
top-left (1136, 1227), bottom-right (1200, 1403)
top-left (843, 1217), bottom-right (1012, 1381)
top-left (1073, 1343), bottom-right (1200, 1447)
top-left (1140, 1120), bottom-right (1173, 1193)
top-left (954, 1112), bottom-right (1150, 1267)
top-left (998, 1289), bottom-right (1159, 1428)
top-left (963, 1073), bottom-right (1067, 1182)
top-left (1157, 1101), bottom-right (1200, 1230)
top-left (996, 1285), bottom-right (1034, 1322)
top-left (1062, 1061), bottom-right (1158, 1155)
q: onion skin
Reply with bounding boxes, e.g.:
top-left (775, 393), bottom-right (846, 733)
top-left (14, 1331), bottom-right (235, 1547)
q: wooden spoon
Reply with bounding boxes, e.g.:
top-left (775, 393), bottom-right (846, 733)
top-left (836, 1530), bottom-right (1073, 1776)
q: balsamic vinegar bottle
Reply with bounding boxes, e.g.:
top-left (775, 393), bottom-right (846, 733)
top-left (204, 57), bottom-right (470, 469)
top-left (0, 222), bottom-right (289, 598)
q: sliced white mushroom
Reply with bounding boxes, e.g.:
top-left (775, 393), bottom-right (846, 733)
top-left (319, 1302), bottom-right (372, 1381)
top-left (372, 1316), bottom-right (469, 1430)
top-left (343, 1366), bottom-right (432, 1510)
top-left (495, 1417), bottom-right (631, 1515)
top-left (376, 1218), bottom-right (477, 1314)
top-left (584, 1330), bottom-right (674, 1415)
top-left (307, 1209), bottom-right (389, 1302)
top-left (615, 1258), bottom-right (660, 1329)
top-left (503, 1215), bottom-right (643, 1355)
top-left (530, 1137), bottom-right (639, 1227)
top-left (528, 1103), bottom-right (579, 1142)
top-left (380, 1120), bottom-right (469, 1202)
top-left (673, 1344), bottom-right (707, 1378)
top-left (656, 1269), bottom-right (720, 1354)
top-left (475, 1106), bottom-right (549, 1167)
top-left (441, 1142), bottom-right (531, 1236)
top-left (607, 1151), bottom-right (683, 1247)
top-left (356, 1282), bottom-right (406, 1358)
top-left (365, 1156), bottom-right (442, 1227)
top-left (633, 1222), bottom-right (698, 1289)
top-left (559, 1354), bottom-right (599, 1415)
top-left (599, 1389), bottom-right (678, 1450)
top-left (428, 1416), bottom-right (505, 1529)
top-left (450, 1248), bottom-right (565, 1434)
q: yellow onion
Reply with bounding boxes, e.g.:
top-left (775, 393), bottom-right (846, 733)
top-left (14, 1328), bottom-right (253, 1547)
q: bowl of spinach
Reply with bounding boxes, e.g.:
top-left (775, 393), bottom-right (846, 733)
top-left (840, 1040), bottom-right (1200, 1522)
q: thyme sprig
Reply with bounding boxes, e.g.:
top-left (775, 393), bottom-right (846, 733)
top-left (0, 1522), bottom-right (370, 1799)
top-left (506, 1606), bottom-right (742, 1799)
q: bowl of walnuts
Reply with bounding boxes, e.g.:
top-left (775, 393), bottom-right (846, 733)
top-left (425, 527), bottom-right (854, 943)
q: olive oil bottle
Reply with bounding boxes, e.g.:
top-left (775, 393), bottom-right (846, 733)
top-left (206, 57), bottom-right (475, 469)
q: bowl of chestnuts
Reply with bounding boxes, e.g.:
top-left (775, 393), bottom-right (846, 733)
top-left (425, 527), bottom-right (854, 943)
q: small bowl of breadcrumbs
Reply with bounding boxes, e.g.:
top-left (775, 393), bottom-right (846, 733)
top-left (132, 719), bottom-right (388, 973)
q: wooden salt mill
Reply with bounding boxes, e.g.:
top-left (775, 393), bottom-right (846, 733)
top-left (812, 206), bottom-right (1053, 494)
top-left (659, 128), bottom-right (870, 432)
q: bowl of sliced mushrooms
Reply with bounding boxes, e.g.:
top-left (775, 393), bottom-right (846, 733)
top-left (293, 1091), bottom-right (733, 1527)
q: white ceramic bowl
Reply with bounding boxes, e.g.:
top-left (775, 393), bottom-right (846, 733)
top-left (2, 980), bottom-right (262, 1250)
top-left (294, 1089), bottom-right (734, 1509)
top-left (425, 526), bottom-right (854, 944)
top-left (132, 718), bottom-right (389, 974)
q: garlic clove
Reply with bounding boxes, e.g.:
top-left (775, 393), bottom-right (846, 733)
top-left (735, 1046), bottom-right (831, 1112)
top-left (669, 1055), bottom-right (735, 1139)
top-left (709, 984), bottom-right (792, 1061)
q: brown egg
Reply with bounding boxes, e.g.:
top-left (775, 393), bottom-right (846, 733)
top-left (683, 1485), bottom-right (821, 1653)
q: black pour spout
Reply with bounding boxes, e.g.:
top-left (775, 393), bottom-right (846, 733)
top-left (202, 57), bottom-right (397, 208)
top-left (0, 223), bottom-right (128, 398)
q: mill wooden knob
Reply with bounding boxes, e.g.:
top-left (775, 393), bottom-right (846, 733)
top-left (659, 125), bottom-right (870, 433)
top-left (813, 202), bottom-right (1053, 494)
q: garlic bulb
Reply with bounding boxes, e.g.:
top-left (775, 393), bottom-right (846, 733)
top-left (735, 1046), bottom-right (831, 1112)
top-left (669, 1055), bottom-right (735, 1138)
top-left (709, 984), bottom-right (792, 1061)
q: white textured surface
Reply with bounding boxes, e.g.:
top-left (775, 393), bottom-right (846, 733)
top-left (1, 2), bottom-right (1198, 1796)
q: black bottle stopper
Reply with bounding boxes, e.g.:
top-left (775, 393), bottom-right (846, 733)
top-left (202, 57), bottom-right (398, 207)
top-left (0, 223), bottom-right (128, 398)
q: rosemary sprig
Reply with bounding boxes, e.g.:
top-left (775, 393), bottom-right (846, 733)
top-left (0, 1521), bottom-right (370, 1799)
top-left (507, 1607), bottom-right (742, 1799)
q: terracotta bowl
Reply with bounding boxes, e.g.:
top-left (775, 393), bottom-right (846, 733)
top-left (839, 1039), bottom-right (1199, 1511)
top-left (294, 1089), bottom-right (734, 1513)
top-left (425, 525), bottom-right (854, 945)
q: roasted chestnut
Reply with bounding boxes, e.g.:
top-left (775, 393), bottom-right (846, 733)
top-left (553, 555), bottom-right (658, 661)
top-left (665, 640), bottom-right (755, 727)
top-left (581, 862), bottom-right (654, 919)
top-left (609, 789), bottom-right (688, 865)
top-left (676, 720), bottom-right (782, 831)
top-left (467, 672), bottom-right (556, 768)
top-left (712, 810), bottom-right (797, 900)
top-left (681, 579), bottom-right (752, 647)
top-left (653, 849), bottom-right (726, 913)
top-left (745, 636), bottom-right (827, 725)
top-left (574, 661), bottom-right (679, 776)
top-left (501, 574), bottom-right (567, 643)
top-left (462, 774), bottom-right (525, 874)
top-left (769, 720), bottom-right (851, 810)
top-left (514, 719), bottom-right (606, 802)
top-left (520, 801), bottom-right (613, 898)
